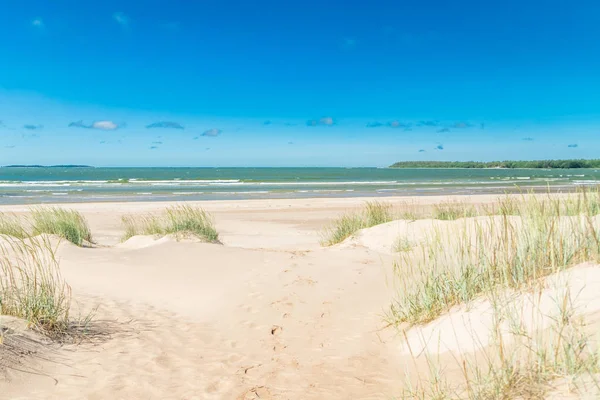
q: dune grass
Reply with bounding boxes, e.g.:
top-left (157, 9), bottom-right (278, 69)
top-left (401, 287), bottom-right (600, 399)
top-left (391, 192), bottom-right (600, 398)
top-left (0, 213), bottom-right (28, 239)
top-left (393, 235), bottom-right (413, 253)
top-left (322, 190), bottom-right (600, 247)
top-left (433, 201), bottom-right (478, 220)
top-left (0, 236), bottom-right (74, 337)
top-left (364, 201), bottom-right (393, 226)
top-left (121, 214), bottom-right (163, 240)
top-left (320, 213), bottom-right (364, 246)
top-left (399, 210), bottom-right (420, 221)
top-left (30, 207), bottom-right (93, 247)
top-left (477, 293), bottom-right (600, 399)
top-left (389, 195), bottom-right (600, 326)
top-left (121, 205), bottom-right (220, 243)
top-left (321, 201), bottom-right (393, 246)
top-left (553, 186), bottom-right (600, 216)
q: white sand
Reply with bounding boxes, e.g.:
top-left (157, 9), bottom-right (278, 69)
top-left (1, 194), bottom-right (599, 399)
top-left (0, 196), bottom-right (416, 399)
top-left (401, 263), bottom-right (600, 356)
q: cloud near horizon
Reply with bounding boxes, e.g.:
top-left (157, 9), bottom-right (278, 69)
top-left (319, 117), bottom-right (334, 125)
top-left (452, 121), bottom-right (473, 128)
top-left (522, 137), bottom-right (534, 141)
top-left (23, 124), bottom-right (43, 130)
top-left (417, 120), bottom-right (439, 127)
top-left (306, 116), bottom-right (334, 126)
top-left (21, 132), bottom-right (39, 139)
top-left (146, 121), bottom-right (184, 129)
top-left (437, 127), bottom-right (450, 133)
top-left (388, 120), bottom-right (411, 128)
top-left (69, 120), bottom-right (121, 130)
top-left (366, 121), bottom-right (384, 128)
top-left (202, 128), bottom-right (221, 137)
top-left (568, 144), bottom-right (578, 148)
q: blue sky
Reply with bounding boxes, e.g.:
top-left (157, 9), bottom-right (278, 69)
top-left (1, 0), bottom-right (599, 166)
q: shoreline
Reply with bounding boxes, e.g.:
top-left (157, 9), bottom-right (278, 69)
top-left (0, 190), bottom-right (578, 213)
top-left (0, 166), bottom-right (597, 205)
top-left (0, 183), bottom-right (587, 207)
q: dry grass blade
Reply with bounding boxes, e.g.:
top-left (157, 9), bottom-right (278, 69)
top-left (0, 213), bottom-right (28, 239)
top-left (393, 235), bottom-right (413, 253)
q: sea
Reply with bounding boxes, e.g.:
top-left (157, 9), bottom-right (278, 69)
top-left (0, 167), bottom-right (598, 205)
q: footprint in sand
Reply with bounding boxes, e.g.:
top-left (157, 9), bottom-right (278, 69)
top-left (239, 363), bottom-right (262, 377)
top-left (270, 325), bottom-right (282, 336)
top-left (284, 275), bottom-right (317, 287)
top-left (247, 291), bottom-right (264, 300)
top-left (238, 386), bottom-right (272, 400)
top-left (270, 325), bottom-right (287, 353)
top-left (270, 298), bottom-right (294, 313)
top-left (240, 304), bottom-right (259, 314)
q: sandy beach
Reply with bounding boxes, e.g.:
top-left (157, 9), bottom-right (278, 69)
top-left (1, 193), bottom-right (599, 399)
top-left (3, 0), bottom-right (597, 397)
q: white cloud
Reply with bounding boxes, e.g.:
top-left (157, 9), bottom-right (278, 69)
top-left (319, 116), bottom-right (334, 125)
top-left (70, 120), bottom-right (121, 130)
top-left (202, 128), bottom-right (222, 137)
top-left (113, 12), bottom-right (130, 27)
top-left (92, 120), bottom-right (119, 130)
top-left (31, 18), bottom-right (44, 28)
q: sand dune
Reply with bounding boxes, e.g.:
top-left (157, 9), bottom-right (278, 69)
top-left (402, 262), bottom-right (600, 356)
top-left (0, 197), bottom-right (411, 399)
top-left (2, 194), bottom-right (600, 399)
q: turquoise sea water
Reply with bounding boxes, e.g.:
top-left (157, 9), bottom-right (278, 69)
top-left (0, 167), bottom-right (599, 204)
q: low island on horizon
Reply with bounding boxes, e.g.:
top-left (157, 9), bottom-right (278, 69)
top-left (389, 159), bottom-right (600, 169)
top-left (3, 164), bottom-right (94, 168)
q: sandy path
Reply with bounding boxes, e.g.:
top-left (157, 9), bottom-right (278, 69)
top-left (0, 196), bottom-right (413, 399)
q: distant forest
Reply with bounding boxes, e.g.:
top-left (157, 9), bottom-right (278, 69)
top-left (389, 160), bottom-right (600, 169)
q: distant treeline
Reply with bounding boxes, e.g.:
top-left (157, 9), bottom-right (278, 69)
top-left (389, 159), bottom-right (600, 169)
